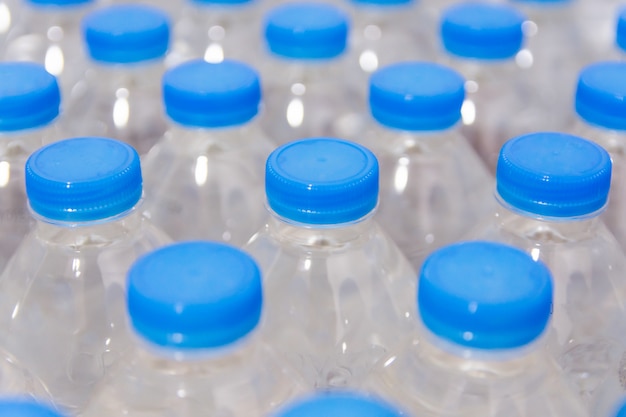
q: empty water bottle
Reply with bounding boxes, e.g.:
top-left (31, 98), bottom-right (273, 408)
top-left (574, 61), bottom-right (626, 253)
top-left (368, 240), bottom-right (587, 417)
top-left (82, 241), bottom-right (302, 417)
top-left (142, 59), bottom-right (272, 245)
top-left (273, 391), bottom-right (406, 417)
top-left (362, 61), bottom-right (494, 270)
top-left (2, 0), bottom-right (95, 93)
top-left (0, 397), bottom-right (67, 417)
top-left (0, 137), bottom-right (170, 411)
top-left (467, 131), bottom-right (626, 404)
top-left (63, 4), bottom-right (170, 155)
top-left (0, 62), bottom-right (62, 273)
top-left (259, 2), bottom-right (364, 144)
top-left (245, 137), bottom-right (417, 388)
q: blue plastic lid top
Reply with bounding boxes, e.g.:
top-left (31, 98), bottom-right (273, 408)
top-left (0, 62), bottom-right (60, 132)
top-left (264, 2), bottom-right (349, 60)
top-left (617, 8), bottom-right (626, 51)
top-left (275, 392), bottom-right (404, 417)
top-left (266, 138), bottom-right (379, 225)
top-left (25, 137), bottom-right (142, 223)
top-left (419, 241), bottom-right (553, 350)
top-left (0, 398), bottom-right (66, 417)
top-left (163, 59), bottom-right (261, 128)
top-left (369, 62), bottom-right (465, 131)
top-left (575, 62), bottom-right (626, 131)
top-left (127, 241), bottom-right (263, 350)
top-left (614, 398), bottom-right (626, 417)
top-left (82, 4), bottom-right (170, 64)
top-left (26, 0), bottom-right (92, 6)
top-left (496, 132), bottom-right (612, 218)
top-left (441, 2), bottom-right (526, 60)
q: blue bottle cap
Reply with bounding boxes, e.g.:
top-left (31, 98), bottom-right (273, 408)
top-left (496, 132), bottom-right (612, 218)
top-left (0, 398), bottom-right (66, 417)
top-left (614, 398), bottom-right (626, 417)
top-left (419, 241), bottom-right (553, 350)
top-left (264, 2), bottom-right (349, 60)
top-left (127, 241), bottom-right (263, 349)
top-left (0, 62), bottom-right (60, 132)
top-left (82, 4), bottom-right (170, 64)
top-left (266, 138), bottom-right (379, 225)
top-left (617, 8), bottom-right (626, 52)
top-left (369, 61), bottom-right (465, 131)
top-left (26, 0), bottom-right (92, 6)
top-left (441, 2), bottom-right (526, 60)
top-left (576, 62), bottom-right (626, 131)
top-left (274, 392), bottom-right (405, 417)
top-left (163, 59), bottom-right (261, 128)
top-left (25, 137), bottom-right (142, 223)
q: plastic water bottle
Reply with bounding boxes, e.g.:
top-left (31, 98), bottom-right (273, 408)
top-left (259, 2), bottom-right (364, 145)
top-left (142, 59), bottom-right (273, 245)
top-left (0, 62), bottom-right (62, 273)
top-left (2, 0), bottom-right (95, 93)
top-left (167, 0), bottom-right (262, 67)
top-left (439, 2), bottom-right (550, 171)
top-left (346, 0), bottom-right (436, 93)
top-left (82, 241), bottom-right (302, 417)
top-left (273, 391), bottom-right (406, 417)
top-left (0, 137), bottom-right (170, 411)
top-left (363, 61), bottom-right (494, 270)
top-left (0, 0), bottom-right (20, 51)
top-left (245, 137), bottom-right (417, 389)
top-left (368, 240), bottom-right (588, 417)
top-left (62, 4), bottom-right (170, 155)
top-left (574, 61), bottom-right (626, 253)
top-left (0, 398), bottom-right (67, 417)
top-left (466, 131), bottom-right (626, 405)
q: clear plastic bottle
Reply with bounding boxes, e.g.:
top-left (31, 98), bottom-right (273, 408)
top-left (0, 62), bottom-right (63, 273)
top-left (166, 0), bottom-right (262, 67)
top-left (62, 4), bottom-right (170, 155)
top-left (362, 61), bottom-right (494, 271)
top-left (573, 61), bottom-right (626, 253)
top-left (0, 137), bottom-right (170, 412)
top-left (245, 137), bottom-right (417, 389)
top-left (466, 131), bottom-right (626, 405)
top-left (439, 2), bottom-right (548, 171)
top-left (273, 391), bottom-right (406, 417)
top-left (2, 0), bottom-right (95, 93)
top-left (258, 2), bottom-right (364, 145)
top-left (82, 241), bottom-right (302, 417)
top-left (368, 240), bottom-right (588, 417)
top-left (0, 397), bottom-right (67, 417)
top-left (142, 59), bottom-right (273, 246)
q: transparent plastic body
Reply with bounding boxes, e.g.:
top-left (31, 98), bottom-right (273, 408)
top-left (0, 123), bottom-right (64, 273)
top-left (62, 63), bottom-right (167, 155)
top-left (81, 332), bottom-right (304, 417)
top-left (467, 202), bottom-right (626, 405)
top-left (0, 208), bottom-right (170, 412)
top-left (259, 57), bottom-right (366, 145)
top-left (360, 123), bottom-right (494, 270)
top-left (574, 122), bottom-right (626, 254)
top-left (0, 348), bottom-right (54, 403)
top-left (367, 325), bottom-right (588, 417)
top-left (346, 2), bottom-right (437, 93)
top-left (141, 121), bottom-right (273, 245)
top-left (245, 213), bottom-right (417, 389)
top-left (167, 1), bottom-right (262, 67)
top-left (0, 0), bottom-right (19, 53)
top-left (2, 1), bottom-right (93, 93)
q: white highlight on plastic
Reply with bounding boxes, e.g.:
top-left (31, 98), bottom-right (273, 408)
top-left (465, 80), bottom-right (479, 94)
top-left (286, 98), bottom-right (304, 128)
top-left (0, 3), bottom-right (11, 34)
top-left (530, 247), bottom-right (541, 262)
top-left (291, 83), bottom-right (306, 96)
top-left (461, 99), bottom-right (476, 126)
top-left (113, 88), bottom-right (130, 129)
top-left (522, 20), bottom-right (538, 37)
top-left (45, 45), bottom-right (64, 76)
top-left (393, 157), bottom-right (409, 194)
top-left (204, 43), bottom-right (224, 63)
top-left (359, 50), bottom-right (378, 73)
top-left (208, 25), bottom-right (225, 41)
top-left (195, 155), bottom-right (209, 186)
top-left (515, 49), bottom-right (534, 69)
top-left (0, 161), bottom-right (10, 188)
top-left (364, 24), bottom-right (381, 41)
top-left (47, 26), bottom-right (63, 42)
